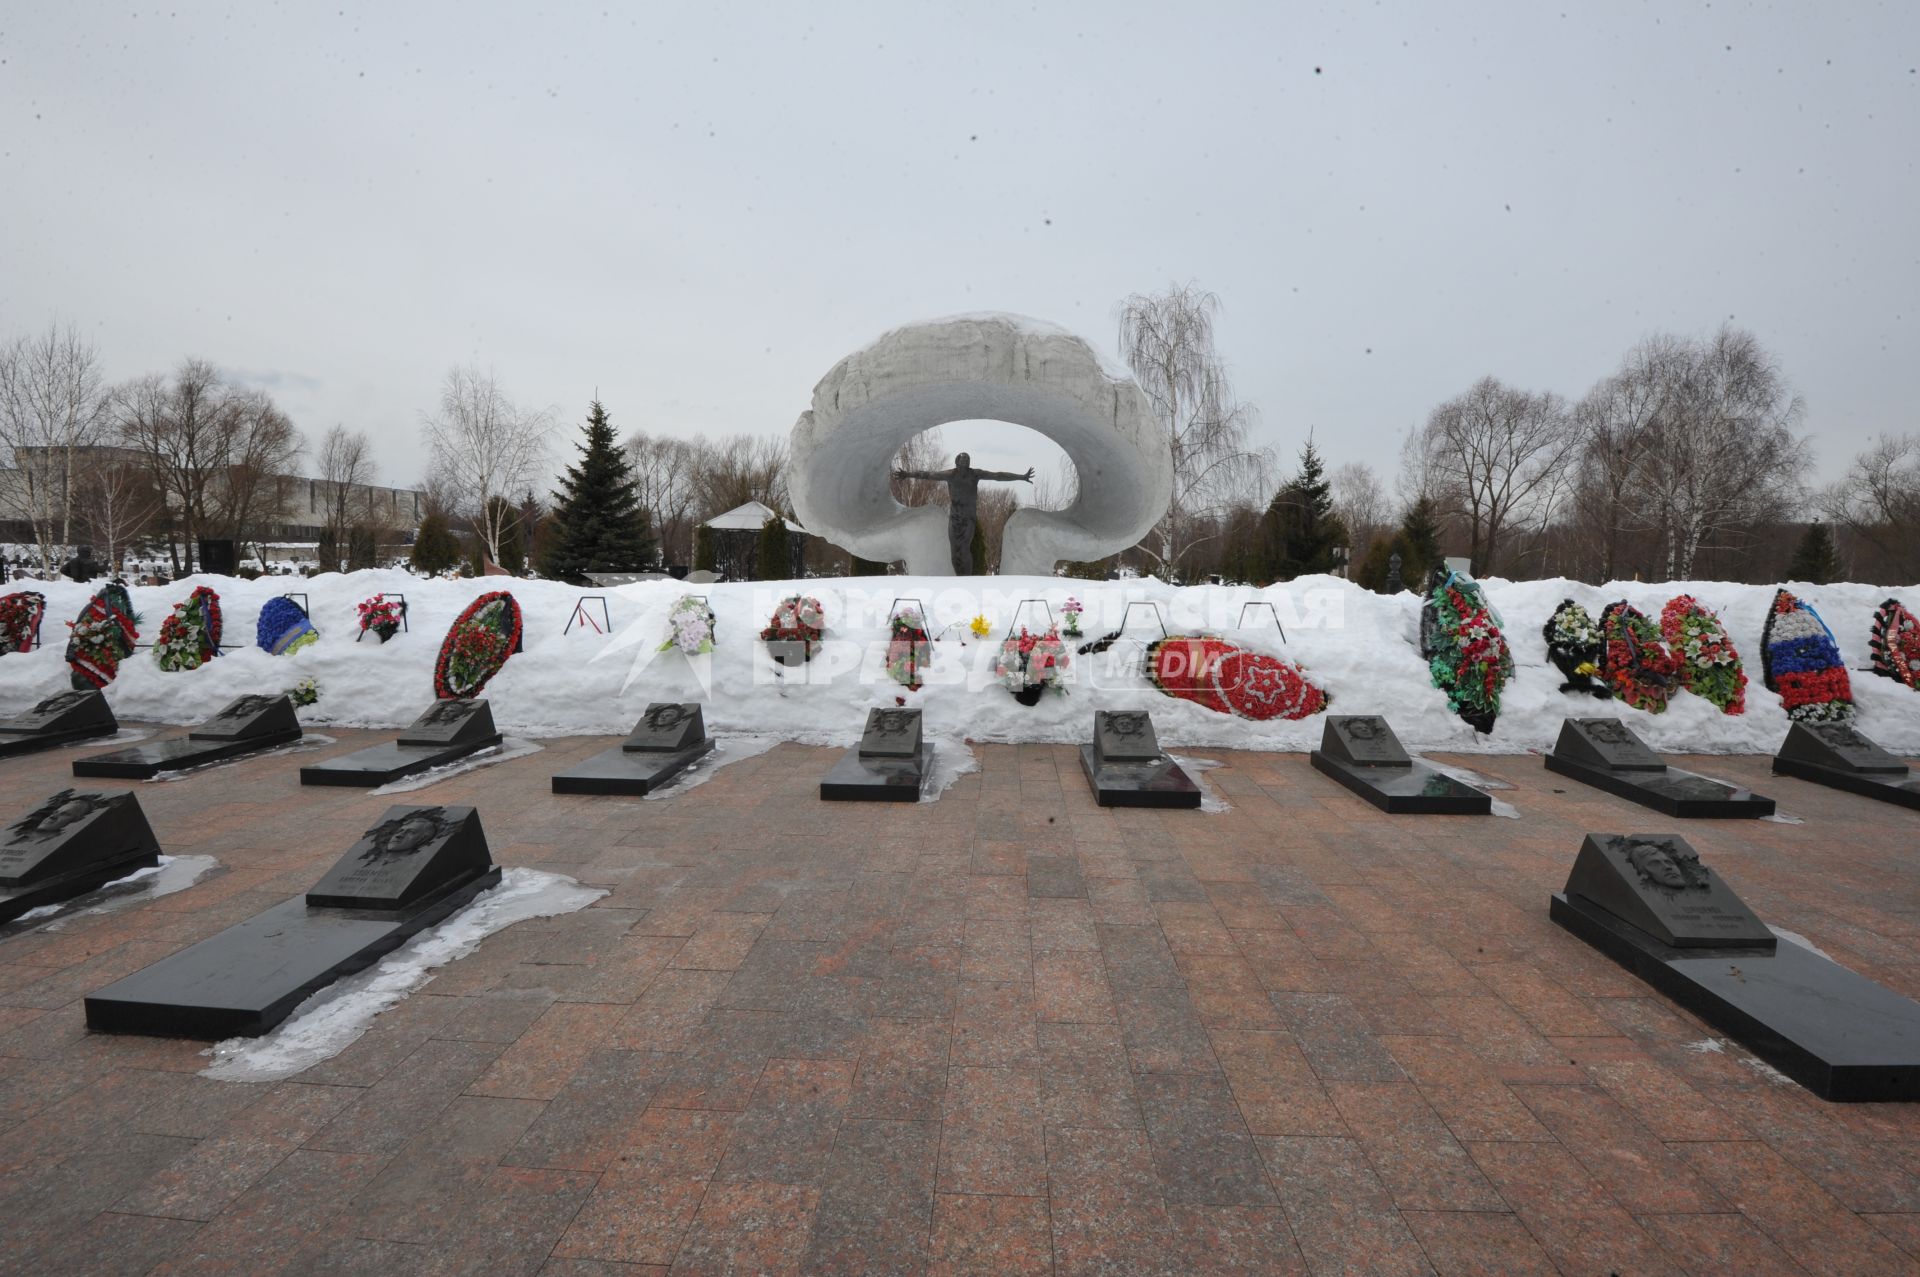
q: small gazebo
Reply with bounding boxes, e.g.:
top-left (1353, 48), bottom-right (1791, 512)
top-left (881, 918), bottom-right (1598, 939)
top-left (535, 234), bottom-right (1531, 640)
top-left (699, 500), bottom-right (807, 580)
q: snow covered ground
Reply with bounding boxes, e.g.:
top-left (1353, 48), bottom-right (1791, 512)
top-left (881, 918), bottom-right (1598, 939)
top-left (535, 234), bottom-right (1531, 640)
top-left (1, 569), bottom-right (1916, 755)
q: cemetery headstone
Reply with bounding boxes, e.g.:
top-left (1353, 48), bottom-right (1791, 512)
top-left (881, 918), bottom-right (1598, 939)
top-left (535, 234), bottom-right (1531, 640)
top-left (189, 693), bottom-right (300, 742)
top-left (1308, 716), bottom-right (1490, 814)
top-left (1563, 832), bottom-right (1774, 948)
top-left (0, 789), bottom-right (162, 922)
top-left (860, 707), bottom-right (922, 759)
top-left (306, 805), bottom-right (492, 911)
top-left (624, 702), bottom-right (707, 753)
top-left (1093, 710), bottom-right (1161, 763)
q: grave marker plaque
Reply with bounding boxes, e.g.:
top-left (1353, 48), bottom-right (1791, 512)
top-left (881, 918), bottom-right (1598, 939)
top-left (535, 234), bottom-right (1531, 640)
top-left (0, 789), bottom-right (162, 922)
top-left (1093, 710), bottom-right (1161, 763)
top-left (1554, 718), bottom-right (1667, 772)
top-left (1319, 716), bottom-right (1413, 768)
top-left (0, 689), bottom-right (117, 758)
top-left (1564, 832), bottom-right (1773, 949)
top-left (397, 698), bottom-right (496, 747)
top-left (306, 805), bottom-right (492, 911)
top-left (624, 702), bottom-right (707, 753)
top-left (859, 708), bottom-right (922, 759)
top-left (189, 693), bottom-right (300, 743)
top-left (1771, 721), bottom-right (1920, 809)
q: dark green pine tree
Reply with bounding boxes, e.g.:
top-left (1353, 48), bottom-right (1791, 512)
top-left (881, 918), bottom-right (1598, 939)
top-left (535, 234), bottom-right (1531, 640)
top-left (411, 509), bottom-right (461, 574)
top-left (1788, 520), bottom-right (1840, 584)
top-left (540, 401), bottom-right (653, 583)
top-left (1398, 496), bottom-right (1443, 585)
top-left (1259, 440), bottom-right (1343, 580)
top-left (755, 514), bottom-right (792, 581)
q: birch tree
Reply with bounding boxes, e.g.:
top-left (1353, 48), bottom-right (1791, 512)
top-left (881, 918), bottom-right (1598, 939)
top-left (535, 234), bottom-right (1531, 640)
top-left (1413, 376), bottom-right (1578, 576)
top-left (423, 366), bottom-right (553, 567)
top-left (1117, 283), bottom-right (1265, 581)
top-left (0, 324), bottom-right (110, 572)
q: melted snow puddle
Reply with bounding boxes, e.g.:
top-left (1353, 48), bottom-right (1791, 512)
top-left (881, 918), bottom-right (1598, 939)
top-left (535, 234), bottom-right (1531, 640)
top-left (1415, 758), bottom-right (1521, 818)
top-left (1769, 926), bottom-right (1836, 961)
top-left (201, 868), bottom-right (605, 1082)
top-left (923, 737), bottom-right (979, 801)
top-left (6, 854), bottom-right (221, 929)
top-left (143, 734), bottom-right (337, 782)
top-left (643, 732), bottom-right (782, 800)
top-left (79, 729), bottom-right (151, 747)
top-left (1167, 754), bottom-right (1231, 813)
top-left (371, 737), bottom-right (544, 795)
top-left (1681, 1037), bottom-right (1795, 1085)
top-left (1762, 811), bottom-right (1806, 825)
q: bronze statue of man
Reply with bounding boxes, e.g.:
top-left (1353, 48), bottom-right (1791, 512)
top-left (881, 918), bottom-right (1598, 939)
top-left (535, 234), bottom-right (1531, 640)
top-left (891, 452), bottom-right (1034, 575)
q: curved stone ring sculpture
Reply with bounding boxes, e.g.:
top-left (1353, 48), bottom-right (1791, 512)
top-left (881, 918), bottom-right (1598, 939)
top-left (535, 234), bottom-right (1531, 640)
top-left (789, 313), bottom-right (1172, 576)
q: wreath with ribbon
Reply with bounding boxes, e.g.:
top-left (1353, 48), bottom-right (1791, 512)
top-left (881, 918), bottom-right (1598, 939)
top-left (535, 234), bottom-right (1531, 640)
top-left (1599, 601), bottom-right (1679, 713)
top-left (434, 590), bottom-right (523, 699)
top-left (1422, 574), bottom-right (1514, 734)
top-left (65, 583), bottom-right (139, 690)
top-left (1868, 598), bottom-right (1920, 691)
top-left (256, 596), bottom-right (319, 656)
top-left (1761, 588), bottom-right (1853, 722)
top-left (0, 591), bottom-right (46, 656)
top-left (154, 585), bottom-right (223, 671)
top-left (886, 608), bottom-right (932, 691)
top-left (1146, 636), bottom-right (1328, 721)
top-left (1542, 599), bottom-right (1608, 697)
top-left (1659, 595), bottom-right (1745, 715)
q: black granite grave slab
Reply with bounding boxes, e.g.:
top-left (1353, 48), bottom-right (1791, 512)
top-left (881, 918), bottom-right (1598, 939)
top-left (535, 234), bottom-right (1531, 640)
top-left (821, 709), bottom-right (933, 801)
top-left (0, 789), bottom-right (161, 924)
top-left (0, 689), bottom-right (117, 759)
top-left (74, 694), bottom-right (303, 780)
top-left (1544, 718), bottom-right (1775, 817)
top-left (1564, 832), bottom-right (1773, 948)
top-left (553, 703), bottom-right (716, 796)
top-left (1308, 716), bottom-right (1491, 815)
top-left (1551, 891), bottom-right (1920, 1101)
top-left (299, 699), bottom-right (502, 787)
top-left (1771, 722), bottom-right (1920, 810)
top-left (84, 804), bottom-right (500, 1038)
top-left (1078, 710), bottom-right (1201, 809)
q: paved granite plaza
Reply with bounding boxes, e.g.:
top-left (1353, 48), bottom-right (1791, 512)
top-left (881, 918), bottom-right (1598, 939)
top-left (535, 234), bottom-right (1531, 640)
top-left (3, 726), bottom-right (1920, 1275)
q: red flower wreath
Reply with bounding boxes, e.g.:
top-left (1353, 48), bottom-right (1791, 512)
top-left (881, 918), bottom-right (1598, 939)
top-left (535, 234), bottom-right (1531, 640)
top-left (433, 591), bottom-right (524, 699)
top-left (0, 590), bottom-right (47, 655)
top-left (1599, 601), bottom-right (1679, 713)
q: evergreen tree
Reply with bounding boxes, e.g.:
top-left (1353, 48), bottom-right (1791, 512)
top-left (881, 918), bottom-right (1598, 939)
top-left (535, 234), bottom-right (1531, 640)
top-left (347, 525), bottom-right (379, 571)
top-left (755, 514), bottom-right (791, 581)
top-left (1354, 532), bottom-right (1415, 593)
top-left (693, 526), bottom-right (716, 574)
top-left (314, 526), bottom-right (340, 575)
top-left (540, 401), bottom-right (653, 583)
top-left (410, 509), bottom-right (461, 575)
top-left (1788, 521), bottom-right (1840, 584)
top-left (1259, 441), bottom-right (1342, 580)
top-left (1398, 497), bottom-right (1443, 584)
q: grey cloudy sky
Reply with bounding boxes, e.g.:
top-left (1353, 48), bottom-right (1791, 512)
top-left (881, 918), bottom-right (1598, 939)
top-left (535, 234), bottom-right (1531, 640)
top-left (3, 1), bottom-right (1915, 495)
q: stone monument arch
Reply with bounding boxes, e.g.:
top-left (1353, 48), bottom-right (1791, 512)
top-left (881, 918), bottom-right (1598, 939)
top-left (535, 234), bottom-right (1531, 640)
top-left (789, 313), bottom-right (1172, 576)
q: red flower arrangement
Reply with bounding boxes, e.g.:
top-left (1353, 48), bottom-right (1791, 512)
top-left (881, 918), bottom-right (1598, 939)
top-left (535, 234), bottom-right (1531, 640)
top-left (1760, 589), bottom-right (1853, 721)
top-left (1658, 595), bottom-right (1746, 714)
top-left (1146, 636), bottom-right (1328, 721)
top-left (357, 592), bottom-right (407, 642)
top-left (1599, 601), bottom-right (1679, 713)
top-left (0, 590), bottom-right (46, 655)
top-left (1423, 577), bottom-right (1514, 734)
top-left (1869, 598), bottom-right (1920, 690)
top-left (433, 591), bottom-right (523, 699)
top-left (65, 583), bottom-right (139, 691)
top-left (154, 585), bottom-right (223, 671)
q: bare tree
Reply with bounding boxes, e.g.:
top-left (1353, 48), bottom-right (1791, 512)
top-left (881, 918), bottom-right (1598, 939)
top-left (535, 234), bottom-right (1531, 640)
top-left (888, 428), bottom-right (951, 508)
top-left (207, 390), bottom-right (304, 563)
top-left (688, 433), bottom-right (787, 517)
top-left (625, 431), bottom-right (700, 566)
top-left (113, 359), bottom-right (238, 574)
top-left (1117, 282), bottom-right (1266, 579)
top-left (1329, 461), bottom-right (1390, 561)
top-left (1821, 434), bottom-right (1920, 581)
top-left (1568, 337), bottom-right (1679, 581)
top-left (423, 366), bottom-right (553, 566)
top-left (74, 460), bottom-right (163, 574)
top-left (1412, 376), bottom-right (1578, 576)
top-left (0, 323), bottom-right (110, 571)
top-left (1633, 325), bottom-right (1806, 578)
top-left (315, 425), bottom-right (375, 567)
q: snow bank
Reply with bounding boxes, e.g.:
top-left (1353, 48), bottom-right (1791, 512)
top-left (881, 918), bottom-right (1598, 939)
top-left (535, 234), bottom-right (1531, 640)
top-left (2, 569), bottom-right (1916, 755)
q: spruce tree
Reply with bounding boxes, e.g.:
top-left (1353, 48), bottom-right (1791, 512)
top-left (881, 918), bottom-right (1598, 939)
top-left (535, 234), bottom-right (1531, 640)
top-left (1398, 497), bottom-right (1443, 584)
top-left (1788, 521), bottom-right (1840, 584)
top-left (693, 526), bottom-right (717, 574)
top-left (540, 401), bottom-right (653, 583)
top-left (314, 526), bottom-right (340, 575)
top-left (1260, 441), bottom-right (1342, 580)
top-left (755, 514), bottom-right (791, 581)
top-left (348, 525), bottom-right (379, 571)
top-left (410, 509), bottom-right (461, 575)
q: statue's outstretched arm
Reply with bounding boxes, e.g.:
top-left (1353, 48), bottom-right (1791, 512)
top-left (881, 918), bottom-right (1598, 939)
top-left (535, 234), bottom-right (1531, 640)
top-left (892, 468), bottom-right (948, 482)
top-left (979, 467), bottom-right (1036, 482)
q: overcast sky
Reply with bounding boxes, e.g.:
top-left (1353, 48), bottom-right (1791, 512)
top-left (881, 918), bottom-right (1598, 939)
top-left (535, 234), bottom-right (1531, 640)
top-left (3, 1), bottom-right (1915, 498)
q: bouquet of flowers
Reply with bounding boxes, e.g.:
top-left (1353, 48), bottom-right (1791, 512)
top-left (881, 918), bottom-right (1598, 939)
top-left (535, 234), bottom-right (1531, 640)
top-left (886, 607), bottom-right (931, 690)
top-left (1660, 595), bottom-right (1746, 714)
top-left (1061, 596), bottom-right (1084, 637)
top-left (760, 595), bottom-right (824, 665)
top-left (1148, 635), bottom-right (1327, 720)
top-left (992, 626), bottom-right (1070, 704)
top-left (1868, 598), bottom-right (1920, 691)
top-left (1542, 599), bottom-right (1608, 697)
top-left (1599, 601), bottom-right (1679, 713)
top-left (434, 591), bottom-right (524, 698)
top-left (658, 595), bottom-right (716, 655)
top-left (356, 593), bottom-right (407, 642)
top-left (65, 583), bottom-right (139, 690)
top-left (969, 614), bottom-right (992, 639)
top-left (289, 676), bottom-right (320, 707)
top-left (154, 585), bottom-right (223, 672)
top-left (1423, 575), bottom-right (1514, 734)
top-left (256, 596), bottom-right (319, 656)
top-left (0, 591), bottom-right (46, 656)
top-left (1761, 588), bottom-right (1853, 722)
